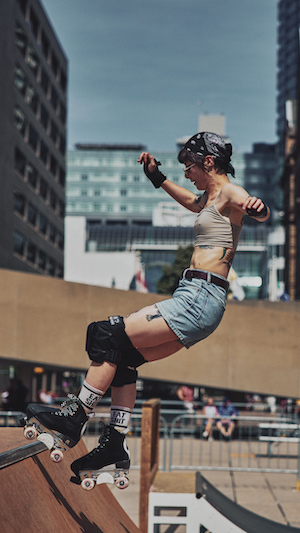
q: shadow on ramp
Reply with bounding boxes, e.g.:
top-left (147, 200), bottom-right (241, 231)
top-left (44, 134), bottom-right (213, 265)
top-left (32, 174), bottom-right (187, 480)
top-left (0, 428), bottom-right (140, 533)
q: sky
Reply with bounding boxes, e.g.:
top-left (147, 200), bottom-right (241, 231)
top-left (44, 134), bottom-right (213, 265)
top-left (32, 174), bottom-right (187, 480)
top-left (41, 0), bottom-right (278, 153)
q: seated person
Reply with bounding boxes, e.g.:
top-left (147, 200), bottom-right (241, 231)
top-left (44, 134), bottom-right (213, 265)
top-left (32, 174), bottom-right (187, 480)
top-left (216, 397), bottom-right (238, 439)
top-left (202, 397), bottom-right (218, 439)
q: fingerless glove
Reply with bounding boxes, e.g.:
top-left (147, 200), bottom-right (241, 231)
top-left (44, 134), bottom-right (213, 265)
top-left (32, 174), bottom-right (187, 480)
top-left (143, 160), bottom-right (166, 189)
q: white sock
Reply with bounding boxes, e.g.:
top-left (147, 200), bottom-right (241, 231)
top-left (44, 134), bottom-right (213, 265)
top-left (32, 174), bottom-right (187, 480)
top-left (110, 405), bottom-right (132, 433)
top-left (78, 381), bottom-right (104, 411)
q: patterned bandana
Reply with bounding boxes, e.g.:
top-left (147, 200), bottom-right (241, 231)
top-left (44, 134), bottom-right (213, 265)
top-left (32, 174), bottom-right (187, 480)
top-left (183, 132), bottom-right (235, 177)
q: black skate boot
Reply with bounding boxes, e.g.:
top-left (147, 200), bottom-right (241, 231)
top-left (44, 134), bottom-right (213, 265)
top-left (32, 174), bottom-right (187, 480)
top-left (70, 425), bottom-right (130, 490)
top-left (25, 394), bottom-right (89, 448)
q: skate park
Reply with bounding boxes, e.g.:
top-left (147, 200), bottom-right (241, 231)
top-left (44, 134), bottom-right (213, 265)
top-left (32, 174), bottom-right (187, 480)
top-left (0, 268), bottom-right (300, 532)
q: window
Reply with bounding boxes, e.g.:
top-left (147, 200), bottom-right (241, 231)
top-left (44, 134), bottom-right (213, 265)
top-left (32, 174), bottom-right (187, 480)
top-left (50, 86), bottom-right (58, 111)
top-left (38, 250), bottom-right (47, 270)
top-left (59, 135), bottom-right (66, 155)
top-left (50, 189), bottom-right (57, 210)
top-left (26, 85), bottom-right (38, 114)
top-left (14, 66), bottom-right (27, 95)
top-left (14, 106), bottom-right (27, 137)
top-left (41, 31), bottom-right (49, 59)
top-left (48, 258), bottom-right (56, 276)
top-left (28, 124), bottom-right (38, 152)
top-left (39, 214), bottom-right (48, 235)
top-left (27, 242), bottom-right (36, 264)
top-left (50, 156), bottom-right (57, 177)
top-left (18, 0), bottom-right (27, 17)
top-left (58, 200), bottom-right (65, 218)
top-left (51, 53), bottom-right (58, 77)
top-left (40, 141), bottom-right (48, 165)
top-left (27, 203), bottom-right (37, 226)
top-left (40, 104), bottom-right (49, 130)
top-left (40, 69), bottom-right (49, 95)
top-left (49, 223), bottom-right (56, 243)
top-left (27, 46), bottom-right (39, 77)
top-left (59, 168), bottom-right (65, 187)
top-left (14, 191), bottom-right (26, 216)
top-left (13, 231), bottom-right (25, 256)
top-left (26, 163), bottom-right (38, 188)
top-left (29, 8), bottom-right (39, 39)
top-left (59, 103), bottom-right (66, 124)
top-left (15, 148), bottom-right (26, 176)
top-left (60, 71), bottom-right (67, 93)
top-left (15, 25), bottom-right (27, 57)
top-left (50, 121), bottom-right (58, 144)
top-left (120, 189), bottom-right (127, 196)
top-left (82, 174), bottom-right (88, 181)
top-left (57, 232), bottom-right (64, 250)
top-left (40, 178), bottom-right (48, 200)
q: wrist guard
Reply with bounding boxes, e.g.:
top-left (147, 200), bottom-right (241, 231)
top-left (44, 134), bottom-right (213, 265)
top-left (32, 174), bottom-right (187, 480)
top-left (144, 159), bottom-right (166, 188)
top-left (246, 204), bottom-right (268, 219)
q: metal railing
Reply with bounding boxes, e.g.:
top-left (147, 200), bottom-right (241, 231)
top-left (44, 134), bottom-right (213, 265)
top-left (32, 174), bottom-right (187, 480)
top-left (1, 406), bottom-right (299, 483)
top-left (167, 413), bottom-right (300, 479)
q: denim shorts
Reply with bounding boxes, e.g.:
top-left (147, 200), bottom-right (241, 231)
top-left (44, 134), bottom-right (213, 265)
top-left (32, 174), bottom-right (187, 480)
top-left (155, 276), bottom-right (227, 349)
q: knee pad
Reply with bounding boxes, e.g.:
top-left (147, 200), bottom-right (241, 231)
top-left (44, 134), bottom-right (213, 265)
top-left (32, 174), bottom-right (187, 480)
top-left (110, 365), bottom-right (138, 387)
top-left (86, 315), bottom-right (146, 368)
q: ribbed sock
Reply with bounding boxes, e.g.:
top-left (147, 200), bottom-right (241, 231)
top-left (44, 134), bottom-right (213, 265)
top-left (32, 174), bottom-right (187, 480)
top-left (78, 380), bottom-right (104, 411)
top-left (110, 405), bottom-right (132, 433)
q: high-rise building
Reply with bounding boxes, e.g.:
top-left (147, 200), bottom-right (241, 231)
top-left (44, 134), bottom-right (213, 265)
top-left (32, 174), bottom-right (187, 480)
top-left (277, 0), bottom-right (300, 300)
top-left (0, 0), bottom-right (67, 277)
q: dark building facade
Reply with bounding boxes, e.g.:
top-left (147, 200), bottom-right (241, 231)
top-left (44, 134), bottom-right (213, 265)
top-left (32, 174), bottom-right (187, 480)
top-left (0, 0), bottom-right (67, 277)
top-left (277, 0), bottom-right (300, 299)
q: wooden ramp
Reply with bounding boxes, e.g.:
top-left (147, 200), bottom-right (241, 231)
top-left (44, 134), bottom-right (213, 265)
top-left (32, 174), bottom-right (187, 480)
top-left (0, 428), bottom-right (141, 533)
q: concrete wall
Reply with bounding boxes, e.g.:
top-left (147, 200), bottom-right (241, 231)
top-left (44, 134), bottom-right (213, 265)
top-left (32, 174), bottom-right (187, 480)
top-left (0, 268), bottom-right (299, 397)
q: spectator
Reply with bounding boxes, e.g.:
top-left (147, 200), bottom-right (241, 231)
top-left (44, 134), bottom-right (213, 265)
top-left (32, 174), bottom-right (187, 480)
top-left (176, 385), bottom-right (195, 413)
top-left (216, 397), bottom-right (238, 439)
top-left (202, 397), bottom-right (218, 440)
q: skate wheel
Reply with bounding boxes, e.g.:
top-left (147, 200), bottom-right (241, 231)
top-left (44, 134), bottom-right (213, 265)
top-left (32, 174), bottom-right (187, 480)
top-left (81, 478), bottom-right (95, 491)
top-left (116, 475), bottom-right (129, 489)
top-left (24, 426), bottom-right (38, 440)
top-left (50, 449), bottom-right (64, 463)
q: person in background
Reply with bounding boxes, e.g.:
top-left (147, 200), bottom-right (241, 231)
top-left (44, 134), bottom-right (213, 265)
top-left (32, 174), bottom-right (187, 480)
top-left (216, 397), bottom-right (238, 439)
top-left (202, 397), bottom-right (218, 440)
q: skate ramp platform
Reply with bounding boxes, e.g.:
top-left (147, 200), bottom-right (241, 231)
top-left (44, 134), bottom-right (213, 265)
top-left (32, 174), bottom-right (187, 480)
top-left (0, 427), bottom-right (141, 533)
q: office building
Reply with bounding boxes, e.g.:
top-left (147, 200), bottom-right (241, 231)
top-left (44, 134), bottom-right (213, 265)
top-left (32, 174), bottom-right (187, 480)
top-left (0, 0), bottom-right (67, 278)
top-left (277, 0), bottom-right (300, 299)
top-left (65, 139), bottom-right (278, 297)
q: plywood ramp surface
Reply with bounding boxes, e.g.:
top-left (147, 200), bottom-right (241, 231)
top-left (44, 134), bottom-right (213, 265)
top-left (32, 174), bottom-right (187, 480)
top-left (0, 428), bottom-right (141, 533)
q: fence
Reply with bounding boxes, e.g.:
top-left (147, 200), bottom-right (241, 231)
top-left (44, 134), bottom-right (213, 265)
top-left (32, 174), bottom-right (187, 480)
top-left (1, 405), bottom-right (300, 484)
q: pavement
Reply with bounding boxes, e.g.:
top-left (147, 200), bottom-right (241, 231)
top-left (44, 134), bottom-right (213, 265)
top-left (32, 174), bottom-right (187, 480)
top-left (108, 442), bottom-right (300, 531)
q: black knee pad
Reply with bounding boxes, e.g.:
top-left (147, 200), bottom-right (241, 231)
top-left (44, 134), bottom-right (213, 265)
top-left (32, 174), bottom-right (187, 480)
top-left (110, 365), bottom-right (138, 387)
top-left (86, 315), bottom-right (146, 368)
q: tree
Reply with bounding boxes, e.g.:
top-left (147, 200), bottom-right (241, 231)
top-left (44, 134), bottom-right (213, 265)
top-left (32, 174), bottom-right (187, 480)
top-left (157, 245), bottom-right (194, 294)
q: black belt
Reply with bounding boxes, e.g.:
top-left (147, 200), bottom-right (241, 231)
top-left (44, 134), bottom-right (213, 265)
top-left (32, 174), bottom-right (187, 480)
top-left (183, 269), bottom-right (229, 291)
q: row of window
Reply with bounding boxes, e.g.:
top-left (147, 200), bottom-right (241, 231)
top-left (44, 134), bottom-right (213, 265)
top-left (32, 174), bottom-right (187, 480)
top-left (13, 230), bottom-right (63, 278)
top-left (17, 1), bottom-right (67, 93)
top-left (15, 26), bottom-right (66, 126)
top-left (14, 190), bottom-right (64, 250)
top-left (15, 147), bottom-right (65, 217)
top-left (67, 202), bottom-right (153, 213)
top-left (14, 110), bottom-right (66, 187)
top-left (15, 64), bottom-right (66, 148)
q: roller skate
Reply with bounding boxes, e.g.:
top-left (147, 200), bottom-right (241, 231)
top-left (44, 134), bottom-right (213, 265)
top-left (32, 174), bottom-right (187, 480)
top-left (70, 425), bottom-right (130, 490)
top-left (20, 394), bottom-right (90, 463)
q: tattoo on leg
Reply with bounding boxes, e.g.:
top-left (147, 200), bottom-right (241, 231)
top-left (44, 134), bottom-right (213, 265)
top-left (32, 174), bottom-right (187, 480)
top-left (146, 310), bottom-right (162, 322)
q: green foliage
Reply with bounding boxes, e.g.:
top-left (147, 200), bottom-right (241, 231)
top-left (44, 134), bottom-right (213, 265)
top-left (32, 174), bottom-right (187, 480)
top-left (156, 244), bottom-right (194, 294)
